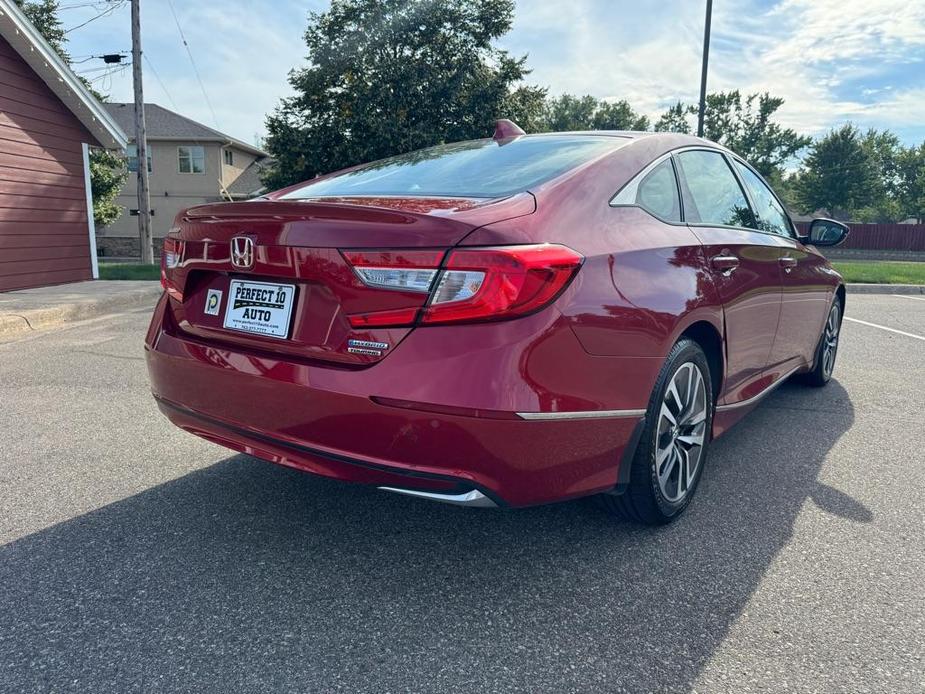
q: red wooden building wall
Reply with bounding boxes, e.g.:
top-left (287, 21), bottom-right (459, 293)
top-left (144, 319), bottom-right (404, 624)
top-left (0, 34), bottom-right (97, 291)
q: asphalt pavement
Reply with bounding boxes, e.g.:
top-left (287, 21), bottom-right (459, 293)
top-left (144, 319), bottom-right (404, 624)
top-left (0, 295), bottom-right (922, 693)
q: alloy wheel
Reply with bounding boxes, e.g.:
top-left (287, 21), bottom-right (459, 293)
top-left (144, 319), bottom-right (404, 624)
top-left (822, 303), bottom-right (841, 377)
top-left (655, 362), bottom-right (708, 503)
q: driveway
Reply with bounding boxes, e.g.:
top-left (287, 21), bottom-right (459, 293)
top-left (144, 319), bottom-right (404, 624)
top-left (0, 296), bottom-right (922, 693)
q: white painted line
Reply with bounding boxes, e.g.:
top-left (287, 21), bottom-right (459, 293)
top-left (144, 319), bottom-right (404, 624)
top-left (892, 294), bottom-right (925, 302)
top-left (843, 316), bottom-right (925, 342)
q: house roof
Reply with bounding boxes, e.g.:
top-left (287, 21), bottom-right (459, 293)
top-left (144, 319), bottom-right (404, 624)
top-left (103, 103), bottom-right (268, 157)
top-left (0, 0), bottom-right (127, 149)
top-left (227, 157), bottom-right (275, 198)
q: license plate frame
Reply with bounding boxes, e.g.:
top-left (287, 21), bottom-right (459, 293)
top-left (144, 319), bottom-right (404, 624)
top-left (222, 279), bottom-right (296, 339)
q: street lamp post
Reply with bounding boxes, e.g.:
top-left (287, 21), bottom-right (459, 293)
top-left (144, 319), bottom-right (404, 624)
top-left (697, 0), bottom-right (713, 138)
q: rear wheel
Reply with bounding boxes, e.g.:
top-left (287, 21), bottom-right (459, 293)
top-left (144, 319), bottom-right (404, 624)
top-left (601, 338), bottom-right (713, 525)
top-left (800, 297), bottom-right (842, 387)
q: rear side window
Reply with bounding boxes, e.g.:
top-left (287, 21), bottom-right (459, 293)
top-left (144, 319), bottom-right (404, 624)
top-left (674, 150), bottom-right (755, 229)
top-left (611, 158), bottom-right (681, 222)
top-left (281, 136), bottom-right (623, 200)
top-left (733, 161), bottom-right (794, 237)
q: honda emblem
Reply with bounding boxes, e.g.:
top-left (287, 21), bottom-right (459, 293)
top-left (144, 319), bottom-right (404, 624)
top-left (230, 236), bottom-right (254, 270)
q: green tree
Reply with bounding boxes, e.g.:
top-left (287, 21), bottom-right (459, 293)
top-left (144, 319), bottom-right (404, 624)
top-left (540, 94), bottom-right (598, 131)
top-left (263, 0), bottom-right (543, 189)
top-left (592, 99), bottom-right (649, 131)
top-left (700, 92), bottom-right (810, 178)
top-left (15, 0), bottom-right (127, 227)
top-left (853, 129), bottom-right (903, 222)
top-left (88, 148), bottom-right (127, 227)
top-left (895, 143), bottom-right (925, 223)
top-left (654, 92), bottom-right (809, 178)
top-left (536, 94), bottom-right (648, 132)
top-left (794, 125), bottom-right (878, 219)
top-left (16, 0), bottom-right (66, 56)
top-left (654, 101), bottom-right (691, 134)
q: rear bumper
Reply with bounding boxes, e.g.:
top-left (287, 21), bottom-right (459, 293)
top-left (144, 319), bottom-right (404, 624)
top-left (146, 295), bottom-right (648, 507)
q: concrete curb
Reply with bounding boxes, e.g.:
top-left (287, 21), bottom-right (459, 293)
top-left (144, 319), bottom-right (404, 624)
top-left (846, 283), bottom-right (925, 295)
top-left (0, 283), bottom-right (162, 339)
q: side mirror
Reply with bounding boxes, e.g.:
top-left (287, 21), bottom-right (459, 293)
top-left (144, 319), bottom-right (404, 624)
top-left (804, 218), bottom-right (849, 247)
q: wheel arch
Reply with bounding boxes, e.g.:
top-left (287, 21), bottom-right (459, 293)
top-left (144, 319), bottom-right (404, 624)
top-left (678, 320), bottom-right (724, 403)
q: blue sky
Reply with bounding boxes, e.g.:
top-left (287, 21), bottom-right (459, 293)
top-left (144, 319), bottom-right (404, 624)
top-left (60, 0), bottom-right (925, 150)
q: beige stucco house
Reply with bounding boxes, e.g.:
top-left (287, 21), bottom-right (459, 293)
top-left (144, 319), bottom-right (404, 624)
top-left (99, 103), bottom-right (270, 257)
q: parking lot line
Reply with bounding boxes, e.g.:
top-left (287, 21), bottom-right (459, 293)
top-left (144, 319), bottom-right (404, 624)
top-left (892, 294), bottom-right (925, 302)
top-left (843, 316), bottom-right (925, 342)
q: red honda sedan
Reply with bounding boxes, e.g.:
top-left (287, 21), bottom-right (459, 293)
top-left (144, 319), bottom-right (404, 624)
top-left (146, 124), bottom-right (848, 524)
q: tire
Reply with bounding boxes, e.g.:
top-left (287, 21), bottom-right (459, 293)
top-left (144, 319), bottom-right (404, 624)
top-left (601, 338), bottom-right (714, 525)
top-left (799, 297), bottom-right (842, 388)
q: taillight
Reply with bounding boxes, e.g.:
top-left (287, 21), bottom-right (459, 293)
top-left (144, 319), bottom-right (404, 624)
top-left (423, 245), bottom-right (582, 324)
top-left (160, 236), bottom-right (184, 297)
top-left (341, 250), bottom-right (443, 293)
top-left (341, 244), bottom-right (582, 327)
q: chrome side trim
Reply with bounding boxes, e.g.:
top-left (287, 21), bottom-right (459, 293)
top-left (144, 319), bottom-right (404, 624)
top-left (715, 365), bottom-right (801, 412)
top-left (378, 487), bottom-right (497, 508)
top-left (516, 409), bottom-right (646, 421)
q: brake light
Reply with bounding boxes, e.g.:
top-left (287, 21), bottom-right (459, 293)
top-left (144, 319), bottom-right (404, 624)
top-left (423, 245), bottom-right (583, 324)
top-left (160, 237), bottom-right (184, 297)
top-left (341, 244), bottom-right (582, 326)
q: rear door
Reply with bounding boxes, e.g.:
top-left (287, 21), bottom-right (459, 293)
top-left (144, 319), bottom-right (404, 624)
top-left (673, 149), bottom-right (784, 404)
top-left (731, 159), bottom-right (832, 369)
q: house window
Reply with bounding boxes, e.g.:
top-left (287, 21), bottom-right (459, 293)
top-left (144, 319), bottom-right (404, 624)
top-left (178, 146), bottom-right (205, 174)
top-left (126, 144), bottom-right (151, 173)
top-left (223, 149), bottom-right (234, 166)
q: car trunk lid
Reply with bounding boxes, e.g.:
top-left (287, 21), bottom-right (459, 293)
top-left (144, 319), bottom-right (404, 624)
top-left (162, 195), bottom-right (535, 366)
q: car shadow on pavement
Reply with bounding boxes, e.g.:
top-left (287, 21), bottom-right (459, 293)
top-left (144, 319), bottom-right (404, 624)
top-left (0, 380), bottom-right (860, 693)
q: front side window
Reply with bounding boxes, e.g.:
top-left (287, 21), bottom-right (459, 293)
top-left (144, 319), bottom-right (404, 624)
top-left (611, 158), bottom-right (681, 222)
top-left (126, 144), bottom-right (151, 173)
top-left (178, 146), bottom-right (205, 174)
top-left (674, 150), bottom-right (755, 229)
top-left (733, 161), bottom-right (794, 237)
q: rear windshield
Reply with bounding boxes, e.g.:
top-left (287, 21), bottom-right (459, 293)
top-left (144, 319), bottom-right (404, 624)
top-left (280, 135), bottom-right (623, 200)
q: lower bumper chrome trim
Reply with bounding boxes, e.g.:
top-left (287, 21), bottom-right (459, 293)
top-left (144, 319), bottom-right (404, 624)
top-left (516, 408), bottom-right (646, 420)
top-left (378, 487), bottom-right (498, 508)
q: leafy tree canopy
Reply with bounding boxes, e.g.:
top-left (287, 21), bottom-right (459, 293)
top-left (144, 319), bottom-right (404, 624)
top-left (894, 143), bottom-right (925, 222)
top-left (537, 94), bottom-right (648, 132)
top-left (263, 0), bottom-right (543, 189)
top-left (654, 101), bottom-right (691, 134)
top-left (794, 124), bottom-right (878, 220)
top-left (15, 0), bottom-right (66, 57)
top-left (654, 91), bottom-right (810, 178)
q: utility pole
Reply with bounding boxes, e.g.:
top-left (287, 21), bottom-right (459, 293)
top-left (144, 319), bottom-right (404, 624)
top-left (131, 0), bottom-right (153, 264)
top-left (697, 0), bottom-right (713, 138)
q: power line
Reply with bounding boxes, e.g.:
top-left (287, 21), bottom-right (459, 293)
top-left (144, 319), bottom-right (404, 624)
top-left (164, 0), bottom-right (220, 129)
top-left (77, 62), bottom-right (130, 75)
top-left (64, 0), bottom-right (126, 34)
top-left (142, 54), bottom-right (180, 113)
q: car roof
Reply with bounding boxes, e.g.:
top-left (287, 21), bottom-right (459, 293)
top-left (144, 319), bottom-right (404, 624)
top-left (524, 130), bottom-right (721, 146)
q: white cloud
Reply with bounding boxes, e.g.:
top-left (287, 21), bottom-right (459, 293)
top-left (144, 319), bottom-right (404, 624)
top-left (506, 0), bottom-right (925, 142)
top-left (62, 0), bottom-right (925, 146)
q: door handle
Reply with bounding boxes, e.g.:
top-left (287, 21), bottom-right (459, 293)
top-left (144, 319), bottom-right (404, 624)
top-left (711, 253), bottom-right (739, 276)
top-left (779, 256), bottom-right (797, 273)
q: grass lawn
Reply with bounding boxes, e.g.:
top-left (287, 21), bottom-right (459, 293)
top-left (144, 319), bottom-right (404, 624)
top-left (832, 260), bottom-right (925, 284)
top-left (98, 263), bottom-right (160, 281)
